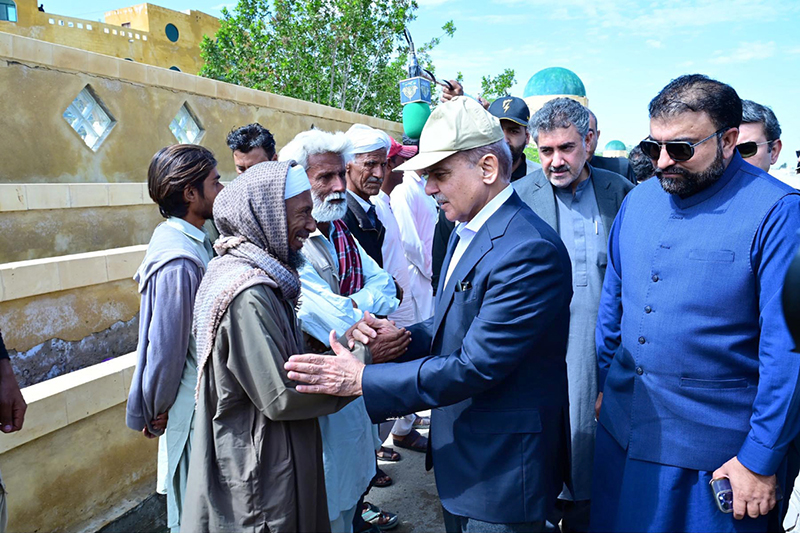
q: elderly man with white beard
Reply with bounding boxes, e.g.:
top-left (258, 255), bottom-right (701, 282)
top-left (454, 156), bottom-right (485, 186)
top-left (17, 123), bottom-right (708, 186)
top-left (279, 129), bottom-right (404, 532)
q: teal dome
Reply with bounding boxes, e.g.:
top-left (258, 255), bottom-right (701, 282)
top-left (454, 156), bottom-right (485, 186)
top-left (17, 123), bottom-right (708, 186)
top-left (605, 140), bottom-right (627, 151)
top-left (523, 67), bottom-right (586, 98)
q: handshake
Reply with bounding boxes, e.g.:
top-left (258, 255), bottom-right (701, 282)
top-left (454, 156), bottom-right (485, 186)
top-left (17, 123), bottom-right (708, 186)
top-left (284, 313), bottom-right (412, 397)
top-left (344, 312), bottom-right (412, 364)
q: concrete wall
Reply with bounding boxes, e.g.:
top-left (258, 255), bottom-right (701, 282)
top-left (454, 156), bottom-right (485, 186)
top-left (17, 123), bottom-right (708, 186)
top-left (0, 0), bottom-right (219, 74)
top-left (0, 354), bottom-right (158, 533)
top-left (0, 32), bottom-right (404, 186)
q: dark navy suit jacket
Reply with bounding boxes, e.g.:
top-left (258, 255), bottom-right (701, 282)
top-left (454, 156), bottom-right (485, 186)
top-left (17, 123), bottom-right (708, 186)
top-left (362, 191), bottom-right (573, 523)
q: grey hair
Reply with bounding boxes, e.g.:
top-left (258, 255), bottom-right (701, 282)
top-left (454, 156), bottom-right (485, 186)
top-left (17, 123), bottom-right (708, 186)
top-left (529, 97), bottom-right (590, 143)
top-left (741, 99), bottom-right (781, 144)
top-left (278, 129), bottom-right (353, 168)
top-left (588, 109), bottom-right (598, 131)
top-left (458, 139), bottom-right (513, 182)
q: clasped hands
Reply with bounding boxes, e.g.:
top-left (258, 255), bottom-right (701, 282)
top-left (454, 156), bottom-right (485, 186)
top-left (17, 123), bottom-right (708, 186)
top-left (284, 312), bottom-right (411, 397)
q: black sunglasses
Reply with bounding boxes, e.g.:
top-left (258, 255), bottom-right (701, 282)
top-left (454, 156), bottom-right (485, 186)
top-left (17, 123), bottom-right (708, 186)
top-left (737, 141), bottom-right (771, 159)
top-left (639, 128), bottom-right (727, 162)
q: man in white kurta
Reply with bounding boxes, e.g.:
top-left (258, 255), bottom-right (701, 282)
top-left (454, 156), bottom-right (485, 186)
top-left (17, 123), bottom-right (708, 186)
top-left (390, 167), bottom-right (437, 322)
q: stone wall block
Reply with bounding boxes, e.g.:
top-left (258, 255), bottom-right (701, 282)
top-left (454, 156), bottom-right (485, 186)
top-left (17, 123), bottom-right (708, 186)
top-left (215, 80), bottom-right (237, 101)
top-left (105, 246), bottom-right (147, 281)
top-left (69, 183), bottom-right (110, 208)
top-left (11, 35), bottom-right (53, 66)
top-left (0, 184), bottom-right (27, 211)
top-left (52, 45), bottom-right (89, 73)
top-left (236, 86), bottom-right (264, 107)
top-left (141, 183), bottom-right (151, 205)
top-left (86, 52), bottom-right (121, 79)
top-left (194, 75), bottom-right (217, 98)
top-left (145, 65), bottom-right (175, 90)
top-left (118, 59), bottom-right (148, 84)
top-left (57, 253), bottom-right (109, 291)
top-left (109, 183), bottom-right (145, 206)
top-left (25, 183), bottom-right (70, 210)
top-left (0, 261), bottom-right (60, 301)
top-left (64, 371), bottom-right (125, 423)
top-left (173, 71), bottom-right (198, 94)
top-left (0, 31), bottom-right (12, 58)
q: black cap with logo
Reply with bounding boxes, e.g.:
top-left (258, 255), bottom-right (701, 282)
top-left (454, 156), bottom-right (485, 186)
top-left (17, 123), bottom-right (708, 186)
top-left (487, 96), bottom-right (531, 127)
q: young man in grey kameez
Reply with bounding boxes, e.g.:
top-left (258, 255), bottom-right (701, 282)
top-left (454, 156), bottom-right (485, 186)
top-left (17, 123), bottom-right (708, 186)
top-left (182, 161), bottom-right (374, 533)
top-left (126, 145), bottom-right (223, 533)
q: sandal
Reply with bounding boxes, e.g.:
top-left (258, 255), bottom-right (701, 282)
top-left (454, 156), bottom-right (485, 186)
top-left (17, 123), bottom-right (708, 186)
top-left (376, 445), bottom-right (401, 462)
top-left (363, 502), bottom-right (399, 530)
top-left (372, 467), bottom-right (392, 487)
top-left (392, 428), bottom-right (428, 452)
top-left (412, 416), bottom-right (431, 428)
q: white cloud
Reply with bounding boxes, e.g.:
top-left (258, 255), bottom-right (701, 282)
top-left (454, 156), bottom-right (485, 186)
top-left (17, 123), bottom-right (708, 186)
top-left (710, 41), bottom-right (776, 64)
top-left (646, 40), bottom-right (663, 49)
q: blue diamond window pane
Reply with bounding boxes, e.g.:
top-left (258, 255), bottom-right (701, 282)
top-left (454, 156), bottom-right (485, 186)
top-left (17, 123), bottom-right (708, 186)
top-left (63, 86), bottom-right (116, 151)
top-left (170, 104), bottom-right (204, 144)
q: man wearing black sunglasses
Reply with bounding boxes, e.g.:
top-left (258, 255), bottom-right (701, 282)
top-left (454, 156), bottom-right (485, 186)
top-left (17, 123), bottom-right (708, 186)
top-left (738, 100), bottom-right (782, 174)
top-left (592, 74), bottom-right (800, 533)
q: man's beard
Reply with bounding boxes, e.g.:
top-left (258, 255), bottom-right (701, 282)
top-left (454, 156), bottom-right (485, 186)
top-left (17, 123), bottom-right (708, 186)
top-left (287, 248), bottom-right (306, 271)
top-left (656, 143), bottom-right (725, 197)
top-left (508, 141), bottom-right (525, 166)
top-left (312, 191), bottom-right (348, 222)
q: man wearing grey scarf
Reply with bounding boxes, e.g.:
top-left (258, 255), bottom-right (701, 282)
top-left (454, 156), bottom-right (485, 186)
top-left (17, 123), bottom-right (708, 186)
top-left (181, 161), bottom-right (370, 533)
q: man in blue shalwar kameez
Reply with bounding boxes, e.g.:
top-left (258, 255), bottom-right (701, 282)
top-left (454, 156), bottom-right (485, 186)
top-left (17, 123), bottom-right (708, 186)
top-left (592, 74), bottom-right (800, 532)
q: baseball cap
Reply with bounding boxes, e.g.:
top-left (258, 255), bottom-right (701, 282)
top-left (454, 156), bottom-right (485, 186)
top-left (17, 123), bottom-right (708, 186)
top-left (487, 96), bottom-right (531, 127)
top-left (396, 96), bottom-right (505, 172)
top-left (389, 136), bottom-right (419, 159)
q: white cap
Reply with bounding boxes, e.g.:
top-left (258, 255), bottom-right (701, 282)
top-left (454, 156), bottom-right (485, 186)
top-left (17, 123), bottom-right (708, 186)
top-left (284, 164), bottom-right (311, 200)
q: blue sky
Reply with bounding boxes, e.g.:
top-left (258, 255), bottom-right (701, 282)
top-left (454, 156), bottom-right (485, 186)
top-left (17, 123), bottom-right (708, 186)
top-left (45, 0), bottom-right (800, 168)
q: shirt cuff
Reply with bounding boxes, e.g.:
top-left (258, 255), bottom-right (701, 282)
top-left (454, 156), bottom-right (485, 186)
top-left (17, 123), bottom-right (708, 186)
top-left (350, 291), bottom-right (373, 313)
top-left (737, 433), bottom-right (784, 476)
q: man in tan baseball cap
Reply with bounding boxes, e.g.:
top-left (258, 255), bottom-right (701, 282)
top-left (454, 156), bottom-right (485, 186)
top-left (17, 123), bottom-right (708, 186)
top-left (286, 94), bottom-right (573, 532)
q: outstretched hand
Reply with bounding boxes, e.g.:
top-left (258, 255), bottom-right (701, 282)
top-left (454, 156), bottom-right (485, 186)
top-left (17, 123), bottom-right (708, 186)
top-left (713, 456), bottom-right (778, 520)
top-left (285, 330), bottom-right (365, 396)
top-left (345, 312), bottom-right (411, 363)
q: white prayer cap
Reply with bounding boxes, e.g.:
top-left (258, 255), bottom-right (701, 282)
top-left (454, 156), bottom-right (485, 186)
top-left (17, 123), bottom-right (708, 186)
top-left (284, 164), bottom-right (311, 200)
top-left (346, 124), bottom-right (391, 155)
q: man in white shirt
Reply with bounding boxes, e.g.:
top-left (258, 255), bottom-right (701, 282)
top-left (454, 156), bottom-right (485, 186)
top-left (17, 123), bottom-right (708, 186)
top-left (390, 137), bottom-right (437, 323)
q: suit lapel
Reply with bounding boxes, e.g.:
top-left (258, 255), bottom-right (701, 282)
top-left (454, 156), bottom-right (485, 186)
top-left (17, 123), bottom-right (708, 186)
top-left (592, 171), bottom-right (615, 242)
top-left (431, 193), bottom-right (521, 339)
top-left (432, 229), bottom-right (493, 337)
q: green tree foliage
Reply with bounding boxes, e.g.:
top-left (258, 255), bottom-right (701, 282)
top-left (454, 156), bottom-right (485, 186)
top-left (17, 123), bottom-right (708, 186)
top-left (524, 145), bottom-right (540, 163)
top-left (200, 0), bottom-right (454, 121)
top-left (480, 68), bottom-right (516, 101)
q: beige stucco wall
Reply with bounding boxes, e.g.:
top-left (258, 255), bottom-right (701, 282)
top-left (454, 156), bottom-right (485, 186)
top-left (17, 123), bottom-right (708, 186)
top-left (0, 278), bottom-right (140, 353)
top-left (0, 32), bottom-right (404, 186)
top-left (0, 205), bottom-right (161, 262)
top-left (0, 354), bottom-right (158, 533)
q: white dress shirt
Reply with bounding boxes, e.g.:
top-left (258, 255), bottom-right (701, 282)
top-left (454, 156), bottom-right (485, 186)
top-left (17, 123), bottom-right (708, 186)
top-left (444, 185), bottom-right (513, 287)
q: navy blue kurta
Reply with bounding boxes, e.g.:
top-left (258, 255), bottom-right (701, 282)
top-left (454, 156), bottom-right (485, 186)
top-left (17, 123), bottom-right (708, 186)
top-left (593, 153), bottom-right (800, 531)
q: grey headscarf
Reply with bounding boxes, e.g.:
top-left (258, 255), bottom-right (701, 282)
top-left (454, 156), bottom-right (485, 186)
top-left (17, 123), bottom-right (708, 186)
top-left (193, 161), bottom-right (302, 395)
